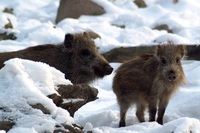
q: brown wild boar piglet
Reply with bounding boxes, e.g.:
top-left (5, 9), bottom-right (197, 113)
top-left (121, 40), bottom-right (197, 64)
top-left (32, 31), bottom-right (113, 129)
top-left (113, 42), bottom-right (186, 127)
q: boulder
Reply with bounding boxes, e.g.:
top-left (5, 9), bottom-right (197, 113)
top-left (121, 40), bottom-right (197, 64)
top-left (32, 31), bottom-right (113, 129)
top-left (133, 0), bottom-right (147, 8)
top-left (153, 24), bottom-right (173, 33)
top-left (56, 0), bottom-right (105, 23)
top-left (54, 123), bottom-right (83, 133)
top-left (0, 121), bottom-right (15, 132)
top-left (0, 32), bottom-right (16, 40)
top-left (48, 84), bottom-right (98, 117)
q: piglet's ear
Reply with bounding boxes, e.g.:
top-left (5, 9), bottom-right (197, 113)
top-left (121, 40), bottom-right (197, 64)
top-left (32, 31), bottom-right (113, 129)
top-left (177, 45), bottom-right (185, 58)
top-left (83, 32), bottom-right (89, 38)
top-left (64, 33), bottom-right (74, 48)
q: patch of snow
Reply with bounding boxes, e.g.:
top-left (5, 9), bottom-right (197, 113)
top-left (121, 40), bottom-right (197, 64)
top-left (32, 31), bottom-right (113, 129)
top-left (0, 58), bottom-right (73, 132)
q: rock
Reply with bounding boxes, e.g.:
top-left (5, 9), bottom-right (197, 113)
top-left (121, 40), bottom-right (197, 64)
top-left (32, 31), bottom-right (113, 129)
top-left (102, 45), bottom-right (200, 63)
top-left (133, 0), bottom-right (147, 8)
top-left (0, 32), bottom-right (16, 40)
top-left (4, 19), bottom-right (13, 29)
top-left (173, 0), bottom-right (179, 4)
top-left (3, 8), bottom-right (14, 29)
top-left (48, 93), bottom-right (63, 106)
top-left (3, 8), bottom-right (14, 14)
top-left (112, 24), bottom-right (126, 29)
top-left (30, 103), bottom-right (51, 115)
top-left (48, 84), bottom-right (98, 117)
top-left (54, 123), bottom-right (83, 133)
top-left (0, 121), bottom-right (15, 132)
top-left (56, 0), bottom-right (105, 23)
top-left (153, 24), bottom-right (173, 33)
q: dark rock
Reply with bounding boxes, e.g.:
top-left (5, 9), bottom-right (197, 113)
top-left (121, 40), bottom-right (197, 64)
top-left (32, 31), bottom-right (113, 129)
top-left (4, 19), bottom-right (13, 29)
top-left (54, 123), bottom-right (83, 133)
top-left (133, 0), bottom-right (147, 8)
top-left (153, 24), bottom-right (173, 33)
top-left (112, 24), bottom-right (126, 29)
top-left (0, 121), bottom-right (15, 132)
top-left (173, 0), bottom-right (179, 4)
top-left (48, 84), bottom-right (98, 117)
top-left (3, 8), bottom-right (14, 29)
top-left (48, 93), bottom-right (63, 106)
top-left (3, 8), bottom-right (14, 14)
top-left (0, 32), bottom-right (16, 40)
top-left (30, 103), bottom-right (51, 115)
top-left (56, 0), bottom-right (105, 23)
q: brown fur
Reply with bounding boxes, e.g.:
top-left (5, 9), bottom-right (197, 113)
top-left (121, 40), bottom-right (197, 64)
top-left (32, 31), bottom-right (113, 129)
top-left (113, 42), bottom-right (186, 127)
top-left (0, 32), bottom-right (113, 84)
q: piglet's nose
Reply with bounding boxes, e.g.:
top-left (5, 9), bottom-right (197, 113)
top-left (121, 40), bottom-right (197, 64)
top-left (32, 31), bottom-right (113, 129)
top-left (105, 65), bottom-right (113, 75)
top-left (168, 72), bottom-right (176, 81)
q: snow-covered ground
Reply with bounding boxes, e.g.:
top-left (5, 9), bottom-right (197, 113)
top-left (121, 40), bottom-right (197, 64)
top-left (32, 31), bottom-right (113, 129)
top-left (0, 59), bottom-right (73, 133)
top-left (0, 0), bottom-right (200, 132)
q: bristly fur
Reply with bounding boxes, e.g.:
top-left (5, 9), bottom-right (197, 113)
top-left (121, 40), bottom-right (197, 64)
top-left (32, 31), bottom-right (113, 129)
top-left (113, 41), bottom-right (186, 127)
top-left (0, 32), bottom-right (113, 84)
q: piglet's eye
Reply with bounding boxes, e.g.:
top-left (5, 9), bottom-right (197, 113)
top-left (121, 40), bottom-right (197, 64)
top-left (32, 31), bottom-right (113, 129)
top-left (81, 49), bottom-right (92, 56)
top-left (176, 57), bottom-right (180, 63)
top-left (161, 57), bottom-right (167, 65)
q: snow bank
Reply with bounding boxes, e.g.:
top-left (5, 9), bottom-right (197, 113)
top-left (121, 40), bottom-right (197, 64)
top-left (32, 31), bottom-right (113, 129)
top-left (0, 58), bottom-right (73, 133)
top-left (82, 117), bottom-right (200, 133)
top-left (145, 117), bottom-right (200, 133)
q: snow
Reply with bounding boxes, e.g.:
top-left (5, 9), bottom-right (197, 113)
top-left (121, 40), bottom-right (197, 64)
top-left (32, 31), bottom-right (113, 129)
top-left (0, 59), bottom-right (73, 133)
top-left (0, 0), bottom-right (200, 132)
